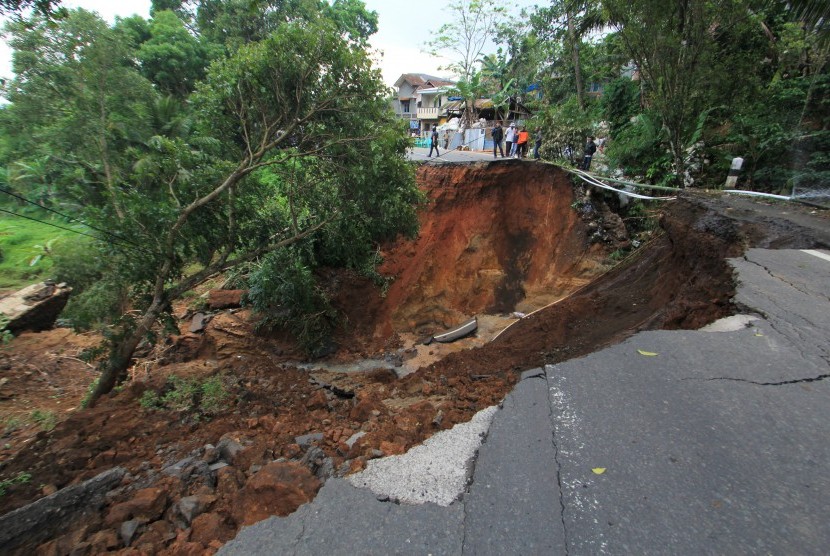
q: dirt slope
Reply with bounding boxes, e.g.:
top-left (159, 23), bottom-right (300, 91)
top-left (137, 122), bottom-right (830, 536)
top-left (1, 162), bottom-right (828, 555)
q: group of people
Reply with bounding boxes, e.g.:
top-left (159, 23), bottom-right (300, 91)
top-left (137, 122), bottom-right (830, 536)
top-left (427, 122), bottom-right (598, 170)
top-left (491, 122), bottom-right (542, 160)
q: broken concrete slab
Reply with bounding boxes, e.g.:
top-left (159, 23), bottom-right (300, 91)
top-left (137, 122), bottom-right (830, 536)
top-left (347, 405), bottom-right (497, 506)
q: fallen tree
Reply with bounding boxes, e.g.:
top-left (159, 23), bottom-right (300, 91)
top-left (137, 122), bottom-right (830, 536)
top-left (76, 16), bottom-right (419, 404)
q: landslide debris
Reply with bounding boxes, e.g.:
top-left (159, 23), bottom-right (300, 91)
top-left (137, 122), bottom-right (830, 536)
top-left (0, 161), bottom-right (828, 555)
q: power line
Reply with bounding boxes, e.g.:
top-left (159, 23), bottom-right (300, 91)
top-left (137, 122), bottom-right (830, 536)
top-left (0, 186), bottom-right (141, 247)
top-left (0, 207), bottom-right (129, 245)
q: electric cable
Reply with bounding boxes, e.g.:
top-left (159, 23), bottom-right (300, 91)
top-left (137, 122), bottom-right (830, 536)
top-left (0, 185), bottom-right (142, 247)
top-left (0, 206), bottom-right (121, 244)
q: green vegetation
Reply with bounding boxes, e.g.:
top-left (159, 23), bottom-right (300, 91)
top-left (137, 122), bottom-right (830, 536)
top-left (140, 375), bottom-right (230, 418)
top-left (0, 2), bottom-right (420, 403)
top-left (0, 216), bottom-right (78, 289)
top-left (30, 409), bottom-right (57, 431)
top-left (0, 471), bottom-right (31, 497)
top-left (423, 0), bottom-right (828, 192)
top-left (2, 415), bottom-right (25, 435)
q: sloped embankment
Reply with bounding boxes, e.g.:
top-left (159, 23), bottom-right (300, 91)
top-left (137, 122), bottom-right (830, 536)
top-left (337, 161), bottom-right (617, 346)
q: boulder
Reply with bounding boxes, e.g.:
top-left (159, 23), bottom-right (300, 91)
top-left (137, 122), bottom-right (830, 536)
top-left (294, 432), bottom-right (324, 448)
top-left (119, 519), bottom-right (142, 547)
top-left (0, 467), bottom-right (125, 553)
top-left (133, 519), bottom-right (176, 547)
top-left (87, 529), bottom-right (120, 552)
top-left (208, 289), bottom-right (246, 310)
top-left (189, 313), bottom-right (208, 333)
top-left (305, 389), bottom-right (329, 410)
top-left (174, 494), bottom-right (216, 525)
top-left (0, 281), bottom-right (72, 334)
top-left (105, 487), bottom-right (168, 526)
top-left (216, 437), bottom-right (245, 464)
top-left (231, 462), bottom-right (321, 526)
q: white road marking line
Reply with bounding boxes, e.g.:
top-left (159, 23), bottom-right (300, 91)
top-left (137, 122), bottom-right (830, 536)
top-left (801, 249), bottom-right (830, 263)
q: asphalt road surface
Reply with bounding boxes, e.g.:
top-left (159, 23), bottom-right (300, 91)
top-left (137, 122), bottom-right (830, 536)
top-left (220, 247), bottom-right (830, 555)
top-left (408, 146), bottom-right (522, 164)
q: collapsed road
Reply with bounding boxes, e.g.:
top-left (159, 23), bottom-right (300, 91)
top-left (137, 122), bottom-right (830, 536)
top-left (1, 160), bottom-right (829, 555)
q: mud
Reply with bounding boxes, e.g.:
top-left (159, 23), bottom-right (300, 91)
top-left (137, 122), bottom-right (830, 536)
top-left (0, 162), bottom-right (828, 555)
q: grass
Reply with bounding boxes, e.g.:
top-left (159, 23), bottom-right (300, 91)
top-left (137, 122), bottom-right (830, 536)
top-left (30, 409), bottom-right (57, 431)
top-left (0, 471), bottom-right (31, 497)
top-left (0, 213), bottom-right (82, 290)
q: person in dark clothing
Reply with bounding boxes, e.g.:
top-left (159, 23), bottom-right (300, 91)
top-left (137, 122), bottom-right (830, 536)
top-left (492, 123), bottom-right (504, 157)
top-left (534, 128), bottom-right (543, 160)
top-left (582, 136), bottom-right (597, 170)
top-left (428, 126), bottom-right (440, 158)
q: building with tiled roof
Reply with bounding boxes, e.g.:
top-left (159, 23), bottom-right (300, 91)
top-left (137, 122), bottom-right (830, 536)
top-left (391, 73), bottom-right (456, 134)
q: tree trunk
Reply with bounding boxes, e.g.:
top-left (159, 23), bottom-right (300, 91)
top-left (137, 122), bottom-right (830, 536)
top-left (670, 138), bottom-right (686, 189)
top-left (568, 10), bottom-right (585, 110)
top-left (87, 297), bottom-right (167, 406)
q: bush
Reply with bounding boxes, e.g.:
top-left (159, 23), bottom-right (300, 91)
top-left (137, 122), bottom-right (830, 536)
top-left (140, 374), bottom-right (231, 418)
top-left (51, 238), bottom-right (127, 330)
top-left (59, 279), bottom-right (126, 330)
top-left (537, 96), bottom-right (600, 165)
top-left (605, 111), bottom-right (674, 186)
top-left (246, 247), bottom-right (338, 355)
top-left (50, 238), bottom-right (104, 294)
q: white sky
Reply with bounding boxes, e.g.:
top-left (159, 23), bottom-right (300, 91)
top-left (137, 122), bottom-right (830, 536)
top-left (1, 0), bottom-right (542, 86)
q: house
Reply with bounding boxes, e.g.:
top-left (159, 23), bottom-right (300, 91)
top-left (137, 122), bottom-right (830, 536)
top-left (391, 73), bottom-right (455, 133)
top-left (443, 97), bottom-right (532, 124)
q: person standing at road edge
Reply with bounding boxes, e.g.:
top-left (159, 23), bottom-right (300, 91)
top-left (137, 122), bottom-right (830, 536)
top-left (506, 123), bottom-right (516, 158)
top-left (582, 136), bottom-right (597, 170)
top-left (517, 127), bottom-right (529, 159)
top-left (534, 127), bottom-right (543, 160)
top-left (492, 122), bottom-right (504, 157)
top-left (429, 125), bottom-right (440, 158)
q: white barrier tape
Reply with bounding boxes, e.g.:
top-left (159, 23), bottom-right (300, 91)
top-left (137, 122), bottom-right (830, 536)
top-left (724, 190), bottom-right (792, 201)
top-left (575, 173), bottom-right (676, 201)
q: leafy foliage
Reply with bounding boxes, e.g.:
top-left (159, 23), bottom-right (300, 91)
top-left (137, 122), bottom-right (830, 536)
top-left (30, 409), bottom-right (56, 431)
top-left (425, 0), bottom-right (508, 80)
top-left (137, 10), bottom-right (214, 98)
top-left (0, 471), bottom-right (31, 498)
top-left (246, 248), bottom-right (338, 355)
top-left (140, 375), bottom-right (230, 418)
top-left (0, 4), bottom-right (420, 402)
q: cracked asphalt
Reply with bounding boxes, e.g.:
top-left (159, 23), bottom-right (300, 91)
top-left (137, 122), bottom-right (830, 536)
top-left (219, 248), bottom-right (830, 555)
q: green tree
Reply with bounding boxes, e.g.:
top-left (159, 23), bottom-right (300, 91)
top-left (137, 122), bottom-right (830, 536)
top-left (0, 0), bottom-right (61, 17)
top-left (450, 70), bottom-right (489, 127)
top-left (602, 0), bottom-right (736, 185)
top-left (3, 9), bottom-right (157, 216)
top-left (138, 10), bottom-right (213, 98)
top-left (82, 16), bottom-right (418, 404)
top-left (426, 0), bottom-right (507, 80)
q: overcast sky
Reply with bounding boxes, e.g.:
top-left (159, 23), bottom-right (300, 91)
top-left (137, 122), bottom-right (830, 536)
top-left (1, 0), bottom-right (542, 86)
